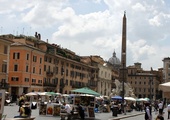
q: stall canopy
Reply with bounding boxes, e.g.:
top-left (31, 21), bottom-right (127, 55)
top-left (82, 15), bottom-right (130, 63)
top-left (159, 82), bottom-right (170, 92)
top-left (71, 87), bottom-right (100, 96)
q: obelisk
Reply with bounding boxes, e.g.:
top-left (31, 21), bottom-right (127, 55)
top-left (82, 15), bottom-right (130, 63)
top-left (120, 11), bottom-right (127, 83)
top-left (119, 11), bottom-right (127, 114)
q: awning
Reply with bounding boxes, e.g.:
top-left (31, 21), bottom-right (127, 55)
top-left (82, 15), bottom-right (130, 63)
top-left (159, 82), bottom-right (170, 92)
top-left (71, 87), bottom-right (100, 96)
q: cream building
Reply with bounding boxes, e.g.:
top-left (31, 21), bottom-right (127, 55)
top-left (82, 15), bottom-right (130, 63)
top-left (97, 63), bottom-right (112, 96)
top-left (162, 57), bottom-right (170, 82)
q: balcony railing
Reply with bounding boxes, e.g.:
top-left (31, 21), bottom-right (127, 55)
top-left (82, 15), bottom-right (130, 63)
top-left (43, 82), bottom-right (56, 87)
top-left (46, 71), bottom-right (53, 76)
top-left (31, 83), bottom-right (42, 86)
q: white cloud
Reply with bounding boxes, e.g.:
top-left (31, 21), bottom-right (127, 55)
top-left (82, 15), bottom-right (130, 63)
top-left (1, 0), bottom-right (170, 70)
top-left (132, 3), bottom-right (146, 11)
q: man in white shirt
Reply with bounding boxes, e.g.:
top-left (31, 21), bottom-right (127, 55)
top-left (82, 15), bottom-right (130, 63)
top-left (167, 103), bottom-right (170, 119)
top-left (63, 102), bottom-right (73, 120)
top-left (158, 101), bottom-right (163, 115)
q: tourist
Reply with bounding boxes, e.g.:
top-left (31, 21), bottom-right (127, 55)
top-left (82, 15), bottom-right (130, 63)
top-left (158, 101), bottom-right (163, 115)
top-left (167, 102), bottom-right (170, 119)
top-left (144, 102), bottom-right (152, 120)
top-left (156, 114), bottom-right (164, 120)
top-left (63, 102), bottom-right (72, 120)
top-left (77, 104), bottom-right (85, 120)
top-left (14, 102), bottom-right (31, 118)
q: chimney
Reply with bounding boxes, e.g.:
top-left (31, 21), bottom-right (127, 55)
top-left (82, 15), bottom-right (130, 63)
top-left (47, 39), bottom-right (48, 43)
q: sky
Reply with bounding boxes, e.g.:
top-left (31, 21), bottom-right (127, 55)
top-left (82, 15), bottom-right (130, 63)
top-left (0, 0), bottom-right (170, 70)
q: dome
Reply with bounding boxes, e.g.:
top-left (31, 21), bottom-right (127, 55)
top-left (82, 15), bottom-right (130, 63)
top-left (108, 51), bottom-right (121, 65)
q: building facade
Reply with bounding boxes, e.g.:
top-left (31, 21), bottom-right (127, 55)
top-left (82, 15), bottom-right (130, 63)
top-left (97, 63), bottom-right (112, 96)
top-left (127, 63), bottom-right (162, 100)
top-left (1, 34), bottom-right (99, 98)
top-left (162, 57), bottom-right (170, 83)
top-left (0, 37), bottom-right (13, 90)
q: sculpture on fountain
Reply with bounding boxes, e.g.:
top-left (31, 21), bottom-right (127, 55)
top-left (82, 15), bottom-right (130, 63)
top-left (110, 79), bottom-right (136, 98)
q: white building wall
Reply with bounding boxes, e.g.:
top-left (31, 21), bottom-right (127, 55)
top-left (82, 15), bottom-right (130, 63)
top-left (97, 64), bottom-right (112, 96)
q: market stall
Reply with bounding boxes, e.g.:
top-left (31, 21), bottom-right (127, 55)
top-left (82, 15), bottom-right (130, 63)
top-left (73, 94), bottom-right (95, 119)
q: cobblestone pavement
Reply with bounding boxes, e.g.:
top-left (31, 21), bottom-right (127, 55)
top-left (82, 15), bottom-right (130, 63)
top-left (3, 103), bottom-right (168, 120)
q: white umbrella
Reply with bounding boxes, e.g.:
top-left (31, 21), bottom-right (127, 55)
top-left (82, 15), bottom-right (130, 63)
top-left (124, 97), bottom-right (136, 101)
top-left (159, 82), bottom-right (170, 92)
top-left (38, 92), bottom-right (47, 96)
top-left (25, 92), bottom-right (38, 96)
top-left (137, 98), bottom-right (148, 102)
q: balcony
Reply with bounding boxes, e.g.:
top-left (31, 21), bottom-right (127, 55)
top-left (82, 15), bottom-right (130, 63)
top-left (59, 83), bottom-right (65, 87)
top-left (46, 71), bottom-right (53, 77)
top-left (43, 82), bottom-right (56, 87)
top-left (72, 84), bottom-right (84, 88)
top-left (0, 82), bottom-right (9, 89)
top-left (31, 83), bottom-right (42, 86)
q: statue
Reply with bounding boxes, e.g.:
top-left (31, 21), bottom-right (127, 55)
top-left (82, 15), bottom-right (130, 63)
top-left (110, 79), bottom-right (136, 98)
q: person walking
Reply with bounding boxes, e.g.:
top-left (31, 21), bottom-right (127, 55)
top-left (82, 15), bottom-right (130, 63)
top-left (77, 104), bottom-right (85, 120)
top-left (158, 101), bottom-right (163, 115)
top-left (167, 102), bottom-right (170, 119)
top-left (144, 102), bottom-right (152, 120)
top-left (63, 102), bottom-right (72, 120)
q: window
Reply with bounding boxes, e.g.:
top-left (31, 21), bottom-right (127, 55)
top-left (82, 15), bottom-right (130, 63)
top-left (49, 57), bottom-right (52, 63)
top-left (39, 69), bottom-right (41, 74)
top-left (14, 64), bottom-right (18, 71)
top-left (44, 65), bottom-right (46, 71)
top-left (26, 54), bottom-right (29, 60)
top-left (38, 80), bottom-right (42, 84)
top-left (56, 67), bottom-right (58, 74)
top-left (44, 56), bottom-right (47, 62)
top-left (11, 77), bottom-right (19, 81)
top-left (2, 64), bottom-right (7, 73)
top-left (26, 65), bottom-right (29, 72)
top-left (33, 67), bottom-right (35, 73)
top-left (66, 69), bottom-right (68, 76)
top-left (65, 79), bottom-right (68, 85)
top-left (25, 78), bottom-right (29, 82)
top-left (33, 56), bottom-right (37, 62)
top-left (4, 45), bottom-right (7, 54)
top-left (32, 79), bottom-right (36, 83)
top-left (40, 58), bottom-right (42, 63)
top-left (13, 52), bottom-right (20, 59)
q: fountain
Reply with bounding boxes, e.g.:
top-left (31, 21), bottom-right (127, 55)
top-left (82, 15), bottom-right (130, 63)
top-left (110, 79), bottom-right (136, 98)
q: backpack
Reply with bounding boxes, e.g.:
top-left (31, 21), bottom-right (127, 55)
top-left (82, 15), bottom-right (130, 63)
top-left (24, 107), bottom-right (31, 116)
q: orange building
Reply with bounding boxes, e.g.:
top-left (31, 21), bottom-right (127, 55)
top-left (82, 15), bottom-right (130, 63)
top-left (2, 34), bottom-right (98, 97)
top-left (8, 40), bottom-right (45, 96)
top-left (0, 37), bottom-right (13, 90)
